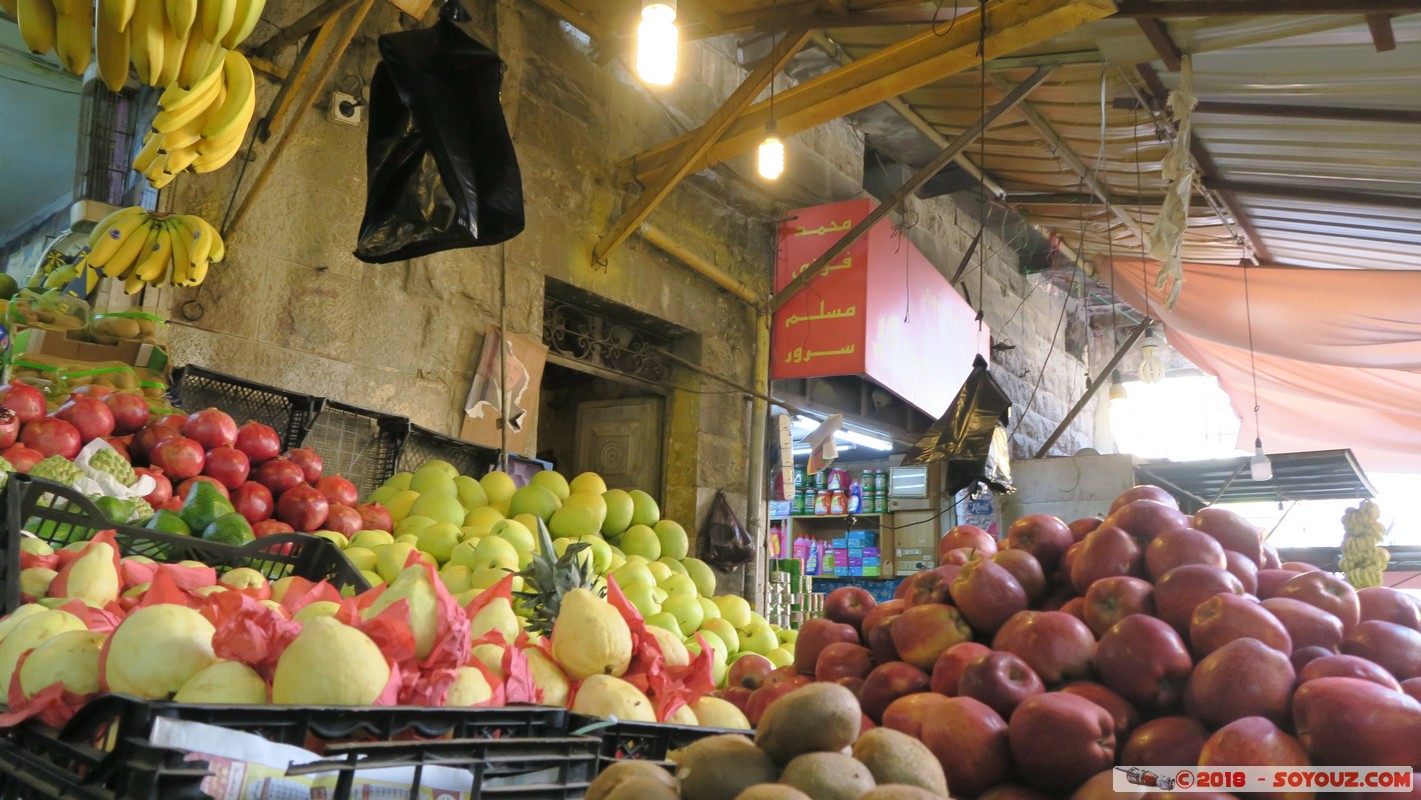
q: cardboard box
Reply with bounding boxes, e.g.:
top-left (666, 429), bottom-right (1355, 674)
top-left (460, 327), bottom-right (546, 457)
top-left (11, 326), bottom-right (167, 372)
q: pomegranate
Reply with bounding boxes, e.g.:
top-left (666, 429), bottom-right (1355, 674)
top-left (234, 421), bottom-right (282, 464)
top-left (149, 436), bottom-right (206, 481)
top-left (0, 382), bottom-right (47, 424)
top-left (252, 519), bottom-right (294, 538)
top-left (0, 408), bottom-right (19, 449)
top-left (176, 475), bottom-right (230, 501)
top-left (276, 483), bottom-right (329, 532)
top-left (103, 392), bottom-right (151, 436)
top-left (285, 448), bottom-right (323, 484)
top-left (202, 445), bottom-right (251, 489)
top-left (323, 503), bottom-right (363, 537)
top-left (356, 503), bottom-right (393, 532)
top-left (232, 481), bottom-right (274, 525)
top-left (183, 408), bottom-right (238, 450)
top-left (314, 474), bottom-right (358, 507)
top-left (159, 497), bottom-right (184, 513)
top-left (130, 424), bottom-right (182, 465)
top-left (4, 445), bottom-right (43, 472)
top-left (156, 413), bottom-right (188, 429)
top-left (253, 457), bottom-right (305, 496)
top-left (69, 385), bottom-right (113, 399)
top-left (102, 436), bottom-right (131, 461)
top-left (134, 466), bottom-right (172, 507)
top-left (20, 418), bottom-right (82, 459)
top-left (55, 398), bottom-right (116, 443)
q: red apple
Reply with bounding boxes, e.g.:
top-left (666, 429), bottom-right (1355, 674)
top-left (1191, 593), bottom-right (1293, 655)
top-left (1293, 676), bottom-right (1421, 768)
top-left (1083, 576), bottom-right (1154, 638)
top-left (1096, 614), bottom-right (1193, 711)
top-left (726, 653), bottom-right (774, 690)
top-left (836, 676), bottom-right (865, 697)
top-left (1262, 597), bottom-right (1345, 652)
top-left (793, 617), bottom-right (860, 675)
top-left (1300, 654), bottom-right (1402, 691)
top-left (824, 586), bottom-right (876, 632)
top-left (992, 549), bottom-right (1047, 604)
top-left (719, 686), bottom-right (752, 713)
top-left (1145, 528), bottom-right (1228, 580)
top-left (1119, 716), bottom-right (1210, 767)
top-left (1108, 499), bottom-right (1190, 544)
top-left (1291, 645), bottom-right (1334, 673)
top-left (891, 603), bottom-right (973, 670)
top-left (1262, 543), bottom-right (1282, 569)
top-left (1060, 596), bottom-right (1088, 622)
top-left (1185, 637), bottom-right (1296, 727)
top-left (1282, 561), bottom-right (1322, 573)
top-left (1070, 525), bottom-right (1142, 594)
top-left (1008, 693), bottom-right (1116, 793)
top-left (1258, 568), bottom-right (1306, 599)
top-left (951, 558), bottom-right (1028, 636)
top-left (921, 696), bottom-right (1011, 798)
top-left (861, 598), bottom-right (906, 637)
top-left (942, 547), bottom-right (981, 566)
top-left (1110, 485), bottom-right (1179, 515)
top-left (763, 664), bottom-right (809, 689)
top-left (931, 641), bottom-right (993, 696)
top-left (959, 651), bottom-right (1045, 719)
top-left (815, 642), bottom-right (875, 683)
top-left (859, 661), bottom-right (931, 723)
top-left (993, 610), bottom-right (1096, 685)
top-left (1153, 564), bottom-right (1246, 632)
top-left (881, 692), bottom-right (952, 739)
top-left (1199, 716), bottom-right (1311, 800)
top-left (1068, 517), bottom-right (1103, 542)
top-left (1007, 514), bottom-right (1074, 573)
top-left (1193, 506), bottom-right (1264, 565)
top-left (1341, 619), bottom-right (1421, 681)
top-left (1358, 587), bottom-right (1421, 631)
top-left (1060, 681), bottom-right (1139, 740)
top-left (1060, 540), bottom-right (1085, 583)
top-left (1279, 571), bottom-right (1361, 633)
top-left (1403, 678), bottom-right (1421, 704)
top-left (1039, 589), bottom-right (1074, 612)
top-left (904, 565), bottom-right (960, 606)
top-left (1224, 549), bottom-right (1260, 595)
top-left (940, 524), bottom-right (998, 561)
top-left (868, 616), bottom-right (902, 665)
top-left (745, 681), bottom-right (800, 726)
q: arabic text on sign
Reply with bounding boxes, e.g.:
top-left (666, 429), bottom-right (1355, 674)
top-left (784, 301), bottom-right (859, 329)
top-left (792, 256), bottom-right (854, 281)
top-left (783, 344), bottom-right (857, 364)
top-left (792, 220), bottom-right (853, 237)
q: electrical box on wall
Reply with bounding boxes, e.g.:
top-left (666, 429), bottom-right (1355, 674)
top-left (329, 93), bottom-right (364, 125)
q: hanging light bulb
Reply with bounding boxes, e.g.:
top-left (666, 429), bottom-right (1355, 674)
top-left (636, 1), bottom-right (679, 86)
top-left (1250, 437), bottom-right (1273, 481)
top-left (1138, 329), bottom-right (1167, 384)
top-left (1109, 370), bottom-right (1128, 401)
top-left (758, 121), bottom-right (785, 180)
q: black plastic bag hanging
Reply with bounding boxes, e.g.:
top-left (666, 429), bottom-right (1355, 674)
top-left (355, 6), bottom-right (524, 263)
top-left (902, 355), bottom-right (1014, 495)
top-left (698, 490), bottom-right (754, 571)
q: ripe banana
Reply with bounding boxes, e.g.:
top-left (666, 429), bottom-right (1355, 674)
top-left (165, 0), bottom-right (196, 38)
top-left (100, 217), bottom-right (157, 278)
top-left (16, 0), bottom-right (57, 55)
top-left (53, 0), bottom-right (93, 75)
top-left (156, 14), bottom-right (187, 87)
top-left (129, 0), bottom-right (167, 86)
top-left (88, 206), bottom-right (149, 266)
top-left (133, 221), bottom-right (174, 283)
top-left (167, 215), bottom-right (193, 286)
top-left (197, 0), bottom-right (234, 44)
top-left (1340, 499), bottom-right (1389, 589)
top-left (199, 50), bottom-right (255, 144)
top-left (220, 0), bottom-right (264, 48)
top-left (177, 34), bottom-right (223, 89)
top-left (104, 0), bottom-right (136, 31)
top-left (0, 0), bottom-right (18, 21)
top-left (152, 59), bottom-right (224, 132)
top-left (96, 6), bottom-right (132, 93)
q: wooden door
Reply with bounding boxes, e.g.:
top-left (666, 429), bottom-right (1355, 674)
top-left (575, 397), bottom-right (664, 500)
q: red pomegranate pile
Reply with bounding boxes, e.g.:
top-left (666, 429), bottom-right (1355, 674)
top-left (719, 484), bottom-right (1421, 799)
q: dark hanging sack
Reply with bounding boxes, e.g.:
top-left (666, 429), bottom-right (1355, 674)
top-left (902, 355), bottom-right (1014, 495)
top-left (699, 491), bottom-right (755, 571)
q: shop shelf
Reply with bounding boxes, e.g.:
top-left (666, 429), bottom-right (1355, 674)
top-left (170, 365), bottom-right (320, 451)
top-left (298, 399), bottom-right (406, 500)
top-left (392, 424), bottom-right (499, 481)
top-left (1, 475), bottom-right (368, 614)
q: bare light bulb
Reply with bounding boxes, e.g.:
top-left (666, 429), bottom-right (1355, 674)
top-left (758, 122), bottom-right (785, 180)
top-left (636, 2), bottom-right (678, 87)
top-left (1250, 438), bottom-right (1273, 481)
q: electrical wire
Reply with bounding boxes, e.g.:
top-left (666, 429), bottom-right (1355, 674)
top-left (931, 0), bottom-right (963, 38)
top-left (1243, 262), bottom-right (1261, 436)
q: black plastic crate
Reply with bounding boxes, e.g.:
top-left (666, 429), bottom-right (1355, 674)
top-left (568, 714), bottom-right (741, 766)
top-left (170, 365), bottom-right (319, 451)
top-left (393, 424), bottom-right (499, 481)
top-left (1, 475), bottom-right (368, 614)
top-left (298, 399), bottom-right (406, 501)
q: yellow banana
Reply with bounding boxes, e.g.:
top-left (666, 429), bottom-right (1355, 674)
top-left (156, 14), bottom-right (186, 87)
top-left (165, 0), bottom-right (196, 38)
top-left (0, 0), bottom-right (18, 19)
top-left (181, 213), bottom-right (215, 265)
top-left (187, 257), bottom-right (209, 286)
top-left (53, 1), bottom-right (93, 75)
top-left (125, 271), bottom-right (146, 295)
top-left (191, 130), bottom-right (243, 172)
top-left (101, 218), bottom-right (158, 278)
top-left (87, 205), bottom-right (146, 252)
top-left (199, 49), bottom-right (254, 144)
top-left (152, 59), bottom-right (224, 132)
top-left (83, 260), bottom-right (102, 295)
top-left (104, 0), bottom-right (137, 31)
top-left (133, 131), bottom-right (164, 173)
top-left (171, 249), bottom-right (192, 286)
top-left (134, 221), bottom-right (174, 282)
top-left (197, 0), bottom-right (234, 44)
top-left (165, 215), bottom-right (193, 285)
top-left (201, 215), bottom-right (225, 261)
top-left (96, 5), bottom-right (132, 93)
top-left (177, 33), bottom-right (223, 89)
top-left (16, 0), bottom-right (57, 55)
top-left (88, 209), bottom-right (150, 267)
top-left (220, 0), bottom-right (264, 48)
top-left (50, 0), bottom-right (76, 13)
top-left (162, 144), bottom-right (200, 175)
top-left (129, 0), bottom-right (167, 86)
top-left (158, 113), bottom-right (208, 152)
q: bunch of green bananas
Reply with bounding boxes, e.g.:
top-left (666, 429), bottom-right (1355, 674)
top-left (134, 49), bottom-right (256, 187)
top-left (4, 0), bottom-right (266, 96)
top-left (1339, 499), bottom-right (1388, 589)
top-left (84, 205), bottom-right (225, 293)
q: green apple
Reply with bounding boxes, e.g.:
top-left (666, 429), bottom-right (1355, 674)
top-left (549, 503), bottom-right (601, 539)
top-left (463, 506), bottom-right (504, 528)
top-left (709, 646), bottom-right (728, 688)
top-left (393, 515), bottom-right (437, 538)
top-left (652, 587), bottom-right (669, 605)
top-left (579, 534), bottom-right (612, 574)
top-left (415, 522), bottom-right (461, 563)
top-left (409, 461), bottom-right (458, 494)
top-left (629, 489), bottom-right (660, 527)
top-left (602, 489), bottom-right (634, 536)
top-left (653, 520), bottom-right (689, 561)
top-left (697, 597), bottom-right (721, 623)
top-left (491, 519), bottom-right (534, 555)
top-left (311, 531), bottom-right (349, 549)
top-left (454, 475), bottom-right (488, 510)
top-left (776, 627), bottom-right (798, 645)
top-left (659, 573), bottom-right (698, 598)
top-left (619, 524), bottom-right (662, 561)
top-left (682, 558), bottom-right (716, 598)
top-left (472, 536), bottom-right (520, 571)
top-left (530, 470), bottom-right (571, 501)
top-left (700, 619), bottom-right (740, 655)
top-left (479, 471), bottom-right (517, 509)
top-left (367, 484), bottom-right (399, 506)
top-left (657, 557), bottom-right (688, 577)
top-left (570, 472), bottom-right (608, 495)
top-left (645, 611), bottom-right (685, 637)
top-left (662, 593), bottom-right (705, 634)
top-left (382, 471), bottom-right (414, 492)
top-left (695, 630), bottom-right (729, 660)
top-left (613, 562), bottom-right (655, 591)
top-left (394, 534), bottom-right (419, 546)
top-left (471, 566), bottom-right (520, 591)
top-left (713, 595), bottom-right (753, 629)
top-left (608, 552), bottom-right (627, 572)
top-left (447, 540), bottom-right (478, 569)
top-left (343, 546), bottom-right (377, 571)
top-left (766, 647), bottom-right (794, 668)
top-left (738, 622), bottom-right (778, 656)
top-left (744, 612), bottom-right (768, 632)
top-left (509, 484), bottom-right (560, 521)
top-left (623, 583), bottom-right (661, 618)
top-left (409, 492), bottom-right (465, 526)
top-left (459, 524), bottom-right (493, 542)
top-left (646, 561), bottom-right (673, 583)
top-left (439, 564), bottom-right (476, 594)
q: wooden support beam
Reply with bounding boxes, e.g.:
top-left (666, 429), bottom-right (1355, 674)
top-left (248, 54), bottom-right (289, 82)
top-left (771, 67), bottom-right (1053, 312)
top-left (251, 0), bottom-right (360, 59)
top-left (1035, 320), bottom-right (1151, 458)
top-left (988, 74), bottom-right (1149, 245)
top-left (751, 7), bottom-right (974, 33)
top-left (1200, 179), bottom-right (1421, 211)
top-left (256, 16), bottom-right (341, 142)
top-left (689, 0), bottom-right (927, 38)
top-left (591, 30), bottom-right (813, 267)
top-left (1366, 13), bottom-right (1398, 51)
top-left (621, 0), bottom-right (1115, 187)
top-left (1114, 0), bottom-right (1421, 15)
top-left (1135, 18), bottom-right (1183, 70)
top-left (1114, 97), bottom-right (1421, 125)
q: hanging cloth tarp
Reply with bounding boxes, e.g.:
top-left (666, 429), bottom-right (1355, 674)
top-left (355, 7), bottom-right (524, 263)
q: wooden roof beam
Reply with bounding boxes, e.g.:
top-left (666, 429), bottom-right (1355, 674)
top-left (1366, 13), bottom-right (1398, 51)
top-left (591, 30), bottom-right (814, 267)
top-left (1115, 0), bottom-right (1421, 15)
top-left (619, 0), bottom-right (1116, 187)
top-left (1115, 97), bottom-right (1421, 125)
top-left (1135, 18), bottom-right (1183, 70)
top-left (251, 0), bottom-right (361, 60)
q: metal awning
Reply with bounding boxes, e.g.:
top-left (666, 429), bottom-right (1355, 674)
top-left (1135, 449), bottom-right (1376, 512)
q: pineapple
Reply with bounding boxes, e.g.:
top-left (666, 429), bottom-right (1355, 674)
top-left (92, 448), bottom-right (137, 487)
top-left (514, 518), bottom-right (604, 638)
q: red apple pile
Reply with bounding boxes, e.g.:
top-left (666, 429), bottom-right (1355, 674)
top-left (723, 485), bottom-right (1421, 799)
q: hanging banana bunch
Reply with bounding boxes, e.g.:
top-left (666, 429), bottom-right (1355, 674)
top-left (82, 205), bottom-right (225, 293)
top-left (134, 49), bottom-right (256, 186)
top-left (1339, 499), bottom-right (1389, 589)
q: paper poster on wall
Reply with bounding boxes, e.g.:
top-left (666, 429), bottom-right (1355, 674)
top-left (461, 326), bottom-right (547, 457)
